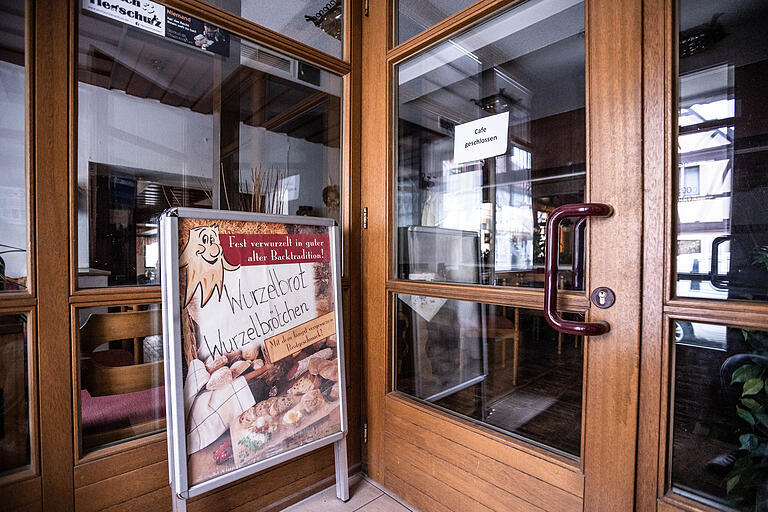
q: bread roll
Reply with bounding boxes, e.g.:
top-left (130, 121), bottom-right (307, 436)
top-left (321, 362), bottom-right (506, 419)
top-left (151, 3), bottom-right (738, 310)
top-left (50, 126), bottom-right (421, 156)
top-left (204, 354), bottom-right (228, 373)
top-left (206, 366), bottom-right (233, 390)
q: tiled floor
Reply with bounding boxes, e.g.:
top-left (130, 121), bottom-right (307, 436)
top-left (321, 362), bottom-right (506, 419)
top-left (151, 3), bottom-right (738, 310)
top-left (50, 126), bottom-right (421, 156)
top-left (283, 475), bottom-right (416, 512)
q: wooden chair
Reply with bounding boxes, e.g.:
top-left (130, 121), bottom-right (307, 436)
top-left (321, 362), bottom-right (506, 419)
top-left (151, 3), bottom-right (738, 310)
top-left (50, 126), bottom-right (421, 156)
top-left (80, 309), bottom-right (164, 396)
top-left (79, 309), bottom-right (165, 451)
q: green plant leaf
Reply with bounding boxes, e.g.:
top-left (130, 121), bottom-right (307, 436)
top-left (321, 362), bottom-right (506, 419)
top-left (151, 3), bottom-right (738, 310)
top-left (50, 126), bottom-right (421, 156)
top-left (743, 378), bottom-right (764, 396)
top-left (727, 474), bottom-right (741, 494)
top-left (737, 406), bottom-right (756, 426)
top-left (755, 411), bottom-right (768, 427)
top-left (740, 433), bottom-right (759, 450)
top-left (743, 329), bottom-right (751, 341)
top-left (741, 398), bottom-right (761, 410)
top-left (732, 364), bottom-right (761, 384)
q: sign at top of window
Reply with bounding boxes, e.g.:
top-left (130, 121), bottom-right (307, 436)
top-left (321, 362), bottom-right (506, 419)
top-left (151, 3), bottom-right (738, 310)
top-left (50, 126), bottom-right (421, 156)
top-left (83, 0), bottom-right (230, 57)
top-left (83, 0), bottom-right (165, 35)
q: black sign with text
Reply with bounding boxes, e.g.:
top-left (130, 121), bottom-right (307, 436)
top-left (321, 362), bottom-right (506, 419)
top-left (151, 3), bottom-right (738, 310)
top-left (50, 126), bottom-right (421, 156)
top-left (165, 8), bottom-right (229, 57)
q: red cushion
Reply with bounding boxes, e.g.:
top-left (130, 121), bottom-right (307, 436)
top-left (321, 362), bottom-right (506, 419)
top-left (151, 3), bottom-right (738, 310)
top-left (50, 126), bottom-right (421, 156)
top-left (80, 386), bottom-right (165, 435)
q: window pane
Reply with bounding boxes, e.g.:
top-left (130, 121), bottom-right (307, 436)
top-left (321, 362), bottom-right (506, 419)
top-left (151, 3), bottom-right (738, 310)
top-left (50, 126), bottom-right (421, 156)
top-left (211, 0), bottom-right (342, 59)
top-left (0, 313), bottom-right (30, 476)
top-left (0, 0), bottom-right (27, 292)
top-left (397, 0), bottom-right (475, 45)
top-left (395, 295), bottom-right (584, 457)
top-left (78, 3), bottom-right (342, 288)
top-left (671, 321), bottom-right (768, 510)
top-left (675, 0), bottom-right (768, 302)
top-left (395, 0), bottom-right (586, 290)
top-left (77, 304), bottom-right (164, 453)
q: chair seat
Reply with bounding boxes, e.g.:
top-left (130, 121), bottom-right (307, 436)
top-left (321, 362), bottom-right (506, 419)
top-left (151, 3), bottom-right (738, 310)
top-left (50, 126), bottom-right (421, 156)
top-left (80, 385), bottom-right (165, 435)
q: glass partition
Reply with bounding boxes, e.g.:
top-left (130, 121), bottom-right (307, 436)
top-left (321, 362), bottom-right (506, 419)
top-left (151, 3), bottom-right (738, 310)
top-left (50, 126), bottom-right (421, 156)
top-left (77, 304), bottom-right (164, 453)
top-left (675, 0), bottom-right (768, 302)
top-left (395, 0), bottom-right (586, 290)
top-left (395, 294), bottom-right (584, 457)
top-left (77, 3), bottom-right (342, 288)
top-left (0, 313), bottom-right (31, 476)
top-left (0, 0), bottom-right (27, 292)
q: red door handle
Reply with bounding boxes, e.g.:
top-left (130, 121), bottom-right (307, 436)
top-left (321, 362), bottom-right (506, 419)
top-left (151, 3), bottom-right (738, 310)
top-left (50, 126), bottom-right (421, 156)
top-left (544, 203), bottom-right (612, 336)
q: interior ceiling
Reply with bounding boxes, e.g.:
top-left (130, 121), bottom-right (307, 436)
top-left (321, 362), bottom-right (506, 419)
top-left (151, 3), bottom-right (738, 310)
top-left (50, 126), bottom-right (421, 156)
top-left (77, 10), bottom-right (337, 143)
top-left (0, 0), bottom-right (24, 66)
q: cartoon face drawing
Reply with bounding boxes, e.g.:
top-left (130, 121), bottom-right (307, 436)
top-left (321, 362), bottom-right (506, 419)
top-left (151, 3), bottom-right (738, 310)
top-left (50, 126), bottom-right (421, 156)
top-left (180, 224), bottom-right (239, 307)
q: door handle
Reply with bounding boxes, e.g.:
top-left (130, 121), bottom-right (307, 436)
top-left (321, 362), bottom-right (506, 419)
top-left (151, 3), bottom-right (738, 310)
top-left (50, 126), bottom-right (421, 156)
top-left (572, 217), bottom-right (587, 290)
top-left (710, 235), bottom-right (731, 290)
top-left (544, 203), bottom-right (612, 336)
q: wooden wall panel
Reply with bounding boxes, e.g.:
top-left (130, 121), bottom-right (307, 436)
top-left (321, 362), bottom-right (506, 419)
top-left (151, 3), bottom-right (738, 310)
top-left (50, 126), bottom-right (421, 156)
top-left (0, 477), bottom-right (41, 512)
top-left (34, 0), bottom-right (75, 508)
top-left (384, 397), bottom-right (583, 512)
top-left (386, 397), bottom-right (584, 498)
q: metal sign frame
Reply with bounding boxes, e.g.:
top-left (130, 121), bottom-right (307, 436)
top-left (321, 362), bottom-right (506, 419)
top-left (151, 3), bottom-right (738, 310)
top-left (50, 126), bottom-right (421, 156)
top-left (160, 207), bottom-right (349, 510)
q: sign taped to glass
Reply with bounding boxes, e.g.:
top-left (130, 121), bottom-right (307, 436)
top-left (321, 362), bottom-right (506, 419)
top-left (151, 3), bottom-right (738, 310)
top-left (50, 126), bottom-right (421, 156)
top-left (160, 208), bottom-right (348, 506)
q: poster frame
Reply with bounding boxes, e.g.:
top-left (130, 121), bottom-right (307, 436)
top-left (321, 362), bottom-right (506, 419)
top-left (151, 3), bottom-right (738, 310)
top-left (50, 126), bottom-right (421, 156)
top-left (160, 207), bottom-right (348, 502)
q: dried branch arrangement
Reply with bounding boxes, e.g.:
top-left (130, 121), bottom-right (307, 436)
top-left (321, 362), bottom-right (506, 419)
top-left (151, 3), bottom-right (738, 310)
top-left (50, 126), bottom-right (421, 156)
top-left (221, 164), bottom-right (288, 214)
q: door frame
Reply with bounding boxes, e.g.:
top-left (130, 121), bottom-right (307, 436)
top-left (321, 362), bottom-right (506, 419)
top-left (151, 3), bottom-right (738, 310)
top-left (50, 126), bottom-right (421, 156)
top-left (361, 0), bottom-right (644, 509)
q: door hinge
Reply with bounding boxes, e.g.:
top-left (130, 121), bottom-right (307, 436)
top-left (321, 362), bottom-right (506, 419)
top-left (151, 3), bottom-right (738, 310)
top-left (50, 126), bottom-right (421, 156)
top-left (363, 422), bottom-right (368, 443)
top-left (363, 207), bottom-right (368, 229)
top-left (364, 0), bottom-right (369, 17)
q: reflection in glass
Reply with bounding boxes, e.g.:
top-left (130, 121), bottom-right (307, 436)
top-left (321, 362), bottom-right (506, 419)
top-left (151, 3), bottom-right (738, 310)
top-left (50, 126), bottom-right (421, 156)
top-left (671, 321), bottom-right (768, 511)
top-left (78, 6), bottom-right (342, 288)
top-left (395, 295), bottom-right (583, 457)
top-left (77, 304), bottom-right (164, 453)
top-left (0, 314), bottom-right (30, 476)
top-left (212, 0), bottom-right (343, 59)
top-left (0, 1), bottom-right (27, 292)
top-left (397, 0), bottom-right (474, 45)
top-left (395, 0), bottom-right (586, 289)
top-left (675, 0), bottom-right (768, 302)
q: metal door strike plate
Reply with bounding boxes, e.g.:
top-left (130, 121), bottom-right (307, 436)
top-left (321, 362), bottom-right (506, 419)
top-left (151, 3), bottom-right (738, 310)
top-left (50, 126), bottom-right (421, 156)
top-left (591, 287), bottom-right (615, 309)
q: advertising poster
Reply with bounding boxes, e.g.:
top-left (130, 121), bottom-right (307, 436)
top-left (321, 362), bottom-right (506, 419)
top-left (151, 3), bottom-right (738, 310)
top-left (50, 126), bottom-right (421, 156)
top-left (163, 212), bottom-right (344, 490)
top-left (83, 0), bottom-right (229, 57)
top-left (165, 8), bottom-right (230, 58)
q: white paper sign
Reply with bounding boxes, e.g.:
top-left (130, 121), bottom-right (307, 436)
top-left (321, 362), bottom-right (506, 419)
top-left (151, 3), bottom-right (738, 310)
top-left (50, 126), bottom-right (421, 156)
top-left (83, 0), bottom-right (166, 36)
top-left (453, 111), bottom-right (509, 165)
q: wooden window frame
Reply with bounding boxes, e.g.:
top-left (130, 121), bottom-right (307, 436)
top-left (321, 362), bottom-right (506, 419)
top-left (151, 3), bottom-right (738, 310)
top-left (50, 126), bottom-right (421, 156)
top-left (0, 306), bottom-right (39, 487)
top-left (637, 0), bottom-right (768, 510)
top-left (19, 0), bottom-right (363, 509)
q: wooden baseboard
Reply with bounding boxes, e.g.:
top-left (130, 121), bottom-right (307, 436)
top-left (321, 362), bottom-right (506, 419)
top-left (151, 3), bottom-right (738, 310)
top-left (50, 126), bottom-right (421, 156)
top-left (260, 463), bottom-right (362, 512)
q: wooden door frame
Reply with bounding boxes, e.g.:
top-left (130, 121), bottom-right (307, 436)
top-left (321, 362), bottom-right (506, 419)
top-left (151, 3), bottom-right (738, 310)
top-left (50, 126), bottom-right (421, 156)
top-left (362, 0), bottom-right (644, 509)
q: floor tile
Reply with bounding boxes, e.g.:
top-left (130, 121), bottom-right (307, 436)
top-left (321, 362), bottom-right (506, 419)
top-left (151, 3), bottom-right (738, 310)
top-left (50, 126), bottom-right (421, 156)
top-left (284, 476), bottom-right (383, 512)
top-left (355, 494), bottom-right (412, 512)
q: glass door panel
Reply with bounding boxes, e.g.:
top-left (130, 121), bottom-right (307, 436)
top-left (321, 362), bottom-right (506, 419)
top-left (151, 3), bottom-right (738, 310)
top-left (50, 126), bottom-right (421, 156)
top-left (674, 0), bottom-right (768, 303)
top-left (394, 0), bottom-right (587, 290)
top-left (395, 294), bottom-right (584, 457)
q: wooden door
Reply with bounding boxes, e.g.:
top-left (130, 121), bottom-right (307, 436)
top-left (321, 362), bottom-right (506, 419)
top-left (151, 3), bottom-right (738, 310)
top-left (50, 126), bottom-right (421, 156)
top-left (637, 0), bottom-right (768, 511)
top-left (361, 0), bottom-right (643, 510)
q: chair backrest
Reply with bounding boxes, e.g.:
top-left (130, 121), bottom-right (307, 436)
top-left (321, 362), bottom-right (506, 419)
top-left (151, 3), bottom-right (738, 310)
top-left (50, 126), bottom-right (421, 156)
top-left (80, 309), bottom-right (164, 396)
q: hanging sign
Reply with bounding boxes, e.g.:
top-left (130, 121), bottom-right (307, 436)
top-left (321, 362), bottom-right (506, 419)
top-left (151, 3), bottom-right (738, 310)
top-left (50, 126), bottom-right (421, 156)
top-left (453, 111), bottom-right (510, 165)
top-left (83, 0), bottom-right (230, 57)
top-left (160, 208), bottom-right (348, 507)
